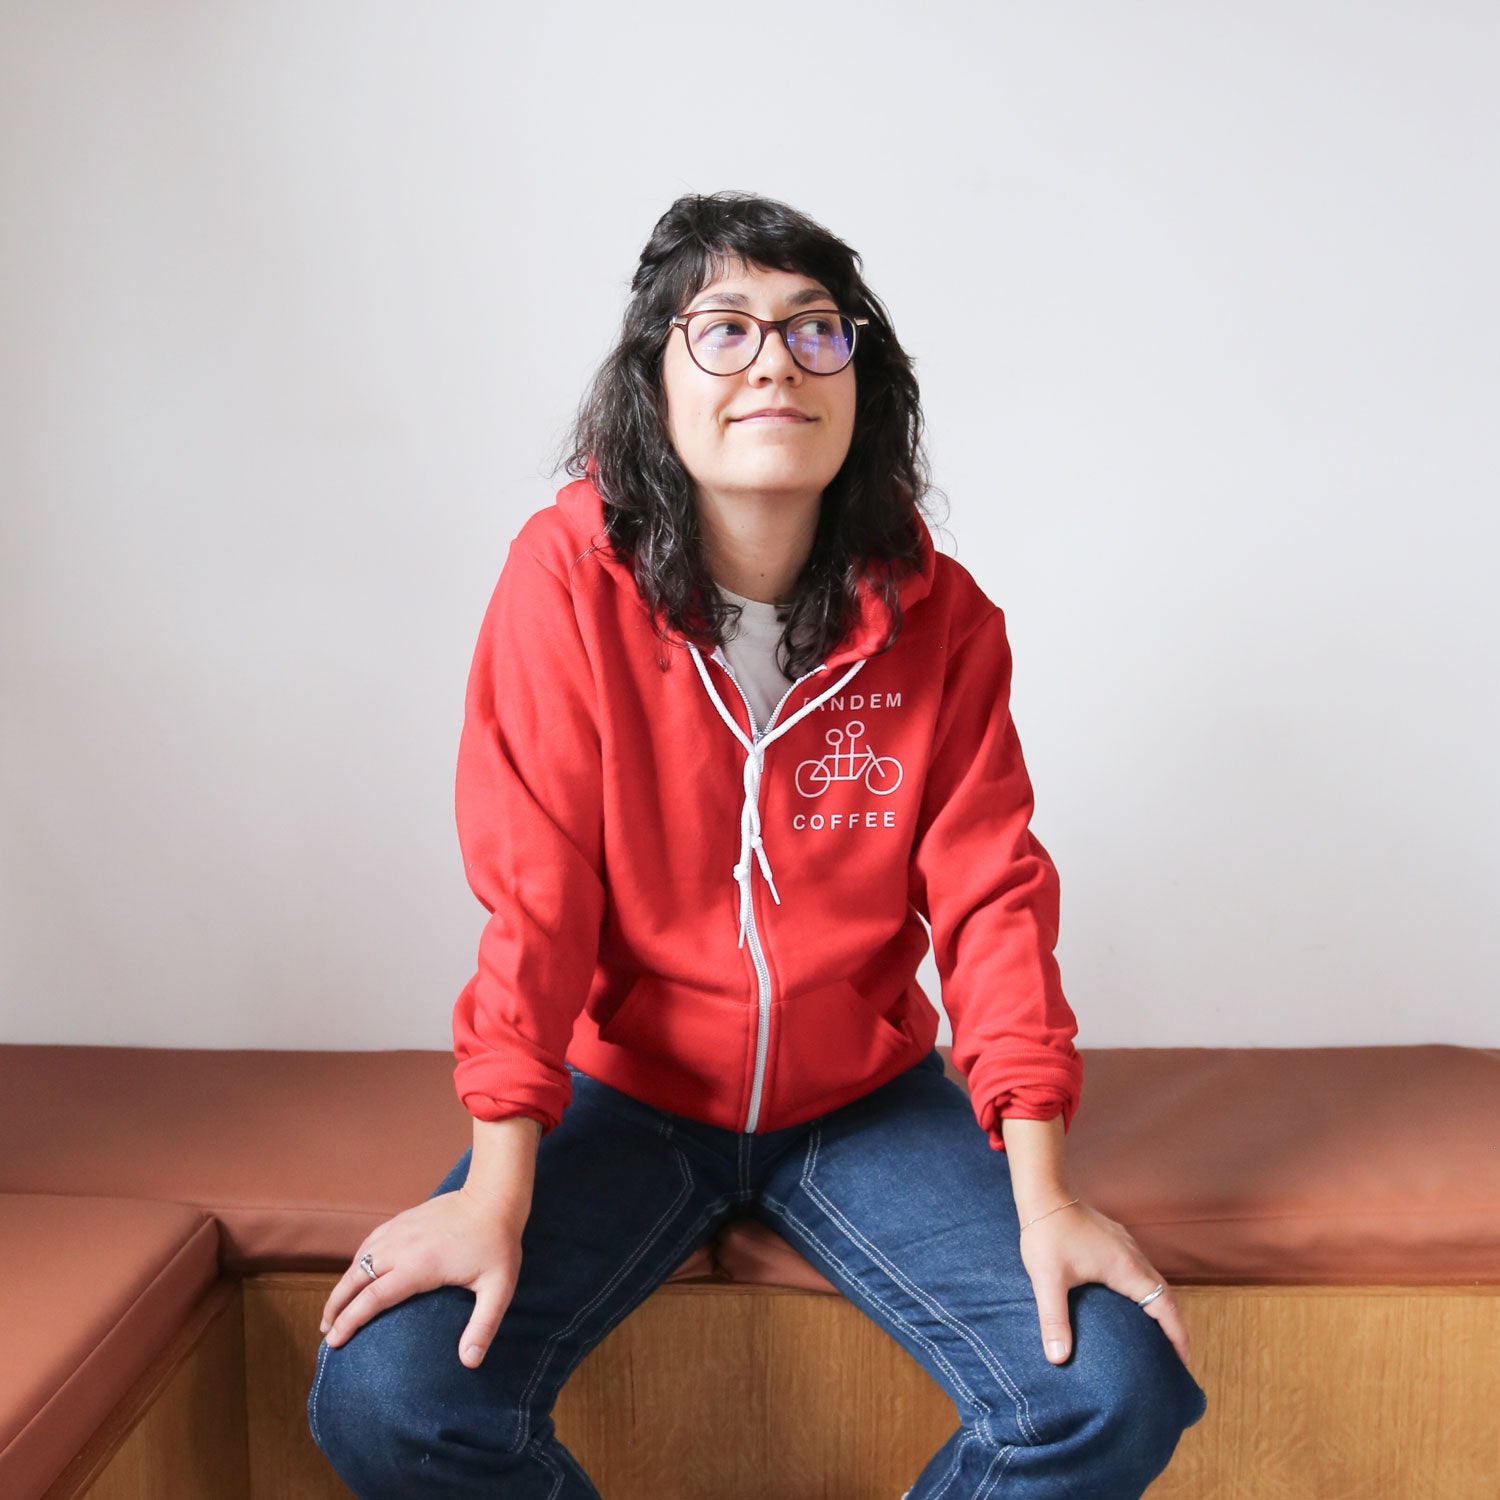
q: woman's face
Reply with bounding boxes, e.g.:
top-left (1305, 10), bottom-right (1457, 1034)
top-left (660, 261), bottom-right (857, 515)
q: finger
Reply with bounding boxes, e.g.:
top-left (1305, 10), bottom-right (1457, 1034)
top-left (1139, 1282), bottom-right (1193, 1368)
top-left (1128, 1272), bottom-right (1192, 1368)
top-left (325, 1267), bottom-right (421, 1348)
top-left (320, 1252), bottom-right (379, 1334)
top-left (1033, 1277), bottom-right (1075, 1364)
top-left (458, 1274), bottom-right (513, 1368)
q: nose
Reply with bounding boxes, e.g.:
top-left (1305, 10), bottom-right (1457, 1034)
top-left (747, 326), bottom-right (803, 383)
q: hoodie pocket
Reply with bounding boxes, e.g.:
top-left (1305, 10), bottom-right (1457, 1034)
top-left (770, 979), bottom-right (914, 1117)
top-left (598, 973), bottom-right (915, 1125)
top-left (596, 974), bottom-right (749, 1103)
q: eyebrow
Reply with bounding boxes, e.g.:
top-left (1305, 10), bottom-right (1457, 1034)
top-left (686, 285), bottom-right (835, 312)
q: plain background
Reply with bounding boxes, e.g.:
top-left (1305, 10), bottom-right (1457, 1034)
top-left (2, 3), bottom-right (1495, 1051)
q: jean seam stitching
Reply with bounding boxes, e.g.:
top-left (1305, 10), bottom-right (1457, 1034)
top-left (760, 1180), bottom-right (1006, 1453)
top-left (778, 1121), bottom-right (1038, 1449)
top-left (800, 1121), bottom-right (1038, 1445)
top-left (307, 1338), bottom-right (331, 1450)
top-left (925, 1430), bottom-right (976, 1500)
top-left (529, 1432), bottom-right (566, 1500)
top-left (556, 1431), bottom-right (599, 1495)
top-left (974, 1438), bottom-right (1018, 1499)
top-left (809, 1121), bottom-right (1037, 1446)
top-left (921, 1428), bottom-right (1019, 1500)
top-left (930, 1422), bottom-right (978, 1494)
top-left (547, 1188), bottom-right (741, 1400)
top-left (511, 1139), bottom-right (699, 1454)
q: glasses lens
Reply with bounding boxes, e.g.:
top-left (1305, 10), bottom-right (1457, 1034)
top-left (787, 312), bottom-right (854, 373)
top-left (686, 311), bottom-right (759, 374)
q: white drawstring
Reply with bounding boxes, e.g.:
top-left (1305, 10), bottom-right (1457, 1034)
top-left (734, 748), bottom-right (779, 945)
top-left (688, 645), bottom-right (866, 945)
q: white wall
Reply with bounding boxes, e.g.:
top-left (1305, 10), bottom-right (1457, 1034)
top-left (2, 2), bottom-right (1495, 1049)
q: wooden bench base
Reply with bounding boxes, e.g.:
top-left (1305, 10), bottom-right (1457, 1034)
top-left (47, 1274), bottom-right (1500, 1499)
top-left (42, 1281), bottom-right (249, 1500)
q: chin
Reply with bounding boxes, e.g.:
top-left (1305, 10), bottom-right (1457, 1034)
top-left (728, 460), bottom-right (839, 498)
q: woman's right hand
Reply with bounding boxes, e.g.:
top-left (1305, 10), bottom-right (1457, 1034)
top-left (319, 1182), bottom-right (529, 1368)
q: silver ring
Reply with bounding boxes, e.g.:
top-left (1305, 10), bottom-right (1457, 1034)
top-left (358, 1252), bottom-right (378, 1281)
top-left (1136, 1282), bottom-right (1165, 1308)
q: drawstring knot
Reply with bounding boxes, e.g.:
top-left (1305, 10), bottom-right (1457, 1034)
top-left (687, 646), bottom-right (867, 947)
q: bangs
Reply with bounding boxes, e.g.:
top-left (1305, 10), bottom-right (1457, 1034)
top-left (638, 239), bottom-right (860, 324)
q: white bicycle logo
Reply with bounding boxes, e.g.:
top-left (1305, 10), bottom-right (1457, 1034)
top-left (794, 721), bottom-right (904, 798)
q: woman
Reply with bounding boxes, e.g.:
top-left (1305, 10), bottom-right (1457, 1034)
top-left (307, 191), bottom-right (1208, 1498)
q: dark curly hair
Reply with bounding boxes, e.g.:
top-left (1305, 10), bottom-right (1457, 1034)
top-left (561, 191), bottom-right (941, 678)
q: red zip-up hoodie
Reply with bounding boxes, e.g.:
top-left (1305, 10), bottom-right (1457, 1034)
top-left (452, 478), bottom-right (1083, 1152)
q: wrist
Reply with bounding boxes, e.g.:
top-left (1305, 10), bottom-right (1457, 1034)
top-left (1000, 1115), bottom-right (1074, 1220)
top-left (462, 1115), bottom-right (541, 1213)
top-left (1012, 1184), bottom-right (1078, 1217)
top-left (1016, 1193), bottom-right (1082, 1231)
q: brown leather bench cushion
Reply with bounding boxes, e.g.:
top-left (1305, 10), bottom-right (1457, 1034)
top-left (1, 1043), bottom-right (1496, 1285)
top-left (1040, 1045), bottom-right (1499, 1286)
top-left (721, 1046), bottom-right (1500, 1289)
top-left (0, 1194), bottom-right (218, 1500)
top-left (0, 1046), bottom-right (713, 1281)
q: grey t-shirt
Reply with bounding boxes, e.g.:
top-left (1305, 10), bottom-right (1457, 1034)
top-left (716, 585), bottom-right (795, 737)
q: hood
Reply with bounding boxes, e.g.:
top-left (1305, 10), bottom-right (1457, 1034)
top-left (553, 476), bottom-right (936, 671)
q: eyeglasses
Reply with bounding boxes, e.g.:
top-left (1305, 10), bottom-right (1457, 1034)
top-left (668, 308), bottom-right (868, 377)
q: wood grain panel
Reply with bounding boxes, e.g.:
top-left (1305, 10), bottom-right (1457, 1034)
top-left (554, 1283), bottom-right (957, 1498)
top-left (242, 1275), bottom-right (1500, 1500)
top-left (43, 1280), bottom-right (248, 1500)
top-left (1145, 1285), bottom-right (1500, 1500)
top-left (242, 1274), bottom-right (349, 1500)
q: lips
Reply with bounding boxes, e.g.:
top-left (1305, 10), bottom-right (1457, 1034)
top-left (732, 408), bottom-right (812, 422)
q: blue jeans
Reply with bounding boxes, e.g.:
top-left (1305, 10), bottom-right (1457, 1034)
top-left (308, 1048), bottom-right (1206, 1497)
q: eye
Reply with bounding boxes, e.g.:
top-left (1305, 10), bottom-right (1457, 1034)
top-left (692, 313), bottom-right (751, 346)
top-left (793, 313), bottom-right (840, 338)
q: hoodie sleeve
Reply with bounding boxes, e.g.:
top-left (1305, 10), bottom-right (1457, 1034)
top-left (908, 606), bottom-right (1083, 1152)
top-left (451, 538), bottom-right (606, 1134)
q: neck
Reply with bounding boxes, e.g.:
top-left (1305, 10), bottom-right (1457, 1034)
top-left (695, 488), bottom-right (820, 604)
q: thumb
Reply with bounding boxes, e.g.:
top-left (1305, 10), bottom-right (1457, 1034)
top-left (458, 1276), bottom-right (510, 1369)
top-left (1035, 1282), bottom-right (1073, 1365)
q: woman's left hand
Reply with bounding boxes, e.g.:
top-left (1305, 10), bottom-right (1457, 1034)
top-left (1017, 1197), bottom-right (1192, 1369)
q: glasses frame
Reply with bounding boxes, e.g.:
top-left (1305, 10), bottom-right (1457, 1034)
top-left (668, 308), bottom-right (869, 377)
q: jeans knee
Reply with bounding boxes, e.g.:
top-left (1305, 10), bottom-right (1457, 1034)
top-left (308, 1328), bottom-right (535, 1498)
top-left (1044, 1286), bottom-right (1204, 1477)
top-left (1109, 1358), bottom-right (1206, 1457)
top-left (305, 1342), bottom-right (352, 1485)
top-left (307, 1337), bottom-right (410, 1497)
